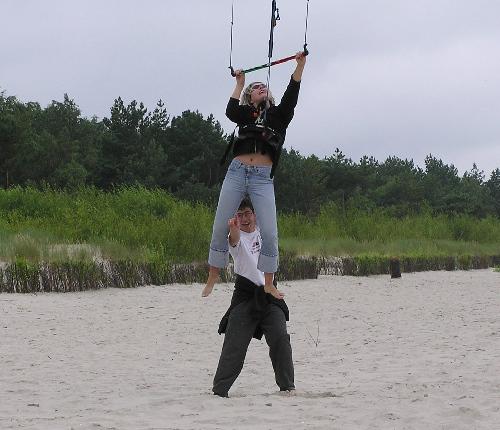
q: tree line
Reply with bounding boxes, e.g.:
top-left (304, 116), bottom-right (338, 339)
top-left (1, 91), bottom-right (499, 217)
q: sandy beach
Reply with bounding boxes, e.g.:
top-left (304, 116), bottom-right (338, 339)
top-left (1, 269), bottom-right (499, 430)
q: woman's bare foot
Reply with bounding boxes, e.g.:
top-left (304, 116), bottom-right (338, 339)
top-left (201, 283), bottom-right (214, 297)
top-left (264, 283), bottom-right (285, 299)
top-left (202, 266), bottom-right (219, 297)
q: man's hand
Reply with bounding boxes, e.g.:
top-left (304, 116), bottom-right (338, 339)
top-left (228, 216), bottom-right (241, 247)
top-left (228, 216), bottom-right (240, 235)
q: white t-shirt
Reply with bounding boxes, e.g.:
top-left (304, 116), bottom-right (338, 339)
top-left (228, 228), bottom-right (265, 286)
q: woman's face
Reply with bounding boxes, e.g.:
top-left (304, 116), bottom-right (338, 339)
top-left (249, 82), bottom-right (268, 105)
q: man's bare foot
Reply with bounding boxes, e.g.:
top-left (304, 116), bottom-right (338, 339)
top-left (264, 284), bottom-right (285, 299)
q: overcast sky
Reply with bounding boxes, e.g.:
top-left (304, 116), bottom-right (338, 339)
top-left (2, 0), bottom-right (499, 178)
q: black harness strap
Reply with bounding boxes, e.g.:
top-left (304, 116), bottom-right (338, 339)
top-left (220, 126), bottom-right (237, 166)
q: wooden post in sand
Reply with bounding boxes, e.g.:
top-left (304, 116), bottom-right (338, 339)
top-left (390, 258), bottom-right (401, 278)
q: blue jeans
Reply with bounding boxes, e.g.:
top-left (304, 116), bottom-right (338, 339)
top-left (209, 158), bottom-right (278, 273)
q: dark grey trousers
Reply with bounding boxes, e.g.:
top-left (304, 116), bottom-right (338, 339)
top-left (212, 301), bottom-right (294, 396)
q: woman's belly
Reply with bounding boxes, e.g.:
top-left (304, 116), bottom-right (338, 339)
top-left (235, 153), bottom-right (273, 166)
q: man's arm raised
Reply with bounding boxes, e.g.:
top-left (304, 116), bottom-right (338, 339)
top-left (228, 216), bottom-right (241, 247)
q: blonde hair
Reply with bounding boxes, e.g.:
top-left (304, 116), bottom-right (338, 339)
top-left (240, 82), bottom-right (275, 108)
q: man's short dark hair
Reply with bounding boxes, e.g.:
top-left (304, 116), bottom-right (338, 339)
top-left (238, 196), bottom-right (254, 212)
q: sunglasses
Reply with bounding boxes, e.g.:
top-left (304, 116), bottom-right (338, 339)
top-left (251, 83), bottom-right (267, 91)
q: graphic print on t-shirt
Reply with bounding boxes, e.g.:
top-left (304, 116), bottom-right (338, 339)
top-left (251, 239), bottom-right (260, 254)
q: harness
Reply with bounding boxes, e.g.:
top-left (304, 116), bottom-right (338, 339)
top-left (220, 124), bottom-right (284, 178)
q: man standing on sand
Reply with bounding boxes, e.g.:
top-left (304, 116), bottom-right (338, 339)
top-left (202, 197), bottom-right (295, 397)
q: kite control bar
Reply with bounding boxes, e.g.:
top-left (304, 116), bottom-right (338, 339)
top-left (229, 47), bottom-right (309, 77)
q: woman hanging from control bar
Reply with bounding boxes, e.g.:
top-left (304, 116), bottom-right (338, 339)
top-left (202, 0), bottom-right (309, 299)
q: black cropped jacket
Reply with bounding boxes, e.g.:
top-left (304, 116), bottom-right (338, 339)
top-left (223, 76), bottom-right (301, 178)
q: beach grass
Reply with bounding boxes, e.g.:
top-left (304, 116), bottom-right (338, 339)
top-left (1, 186), bottom-right (500, 289)
top-left (2, 186), bottom-right (500, 263)
top-left (279, 237), bottom-right (500, 258)
top-left (0, 186), bottom-right (212, 263)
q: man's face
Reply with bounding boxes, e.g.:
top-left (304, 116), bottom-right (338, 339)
top-left (236, 207), bottom-right (256, 233)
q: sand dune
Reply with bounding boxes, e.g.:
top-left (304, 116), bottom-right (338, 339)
top-left (1, 269), bottom-right (499, 429)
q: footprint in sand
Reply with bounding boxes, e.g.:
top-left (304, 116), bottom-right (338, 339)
top-left (275, 390), bottom-right (339, 399)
